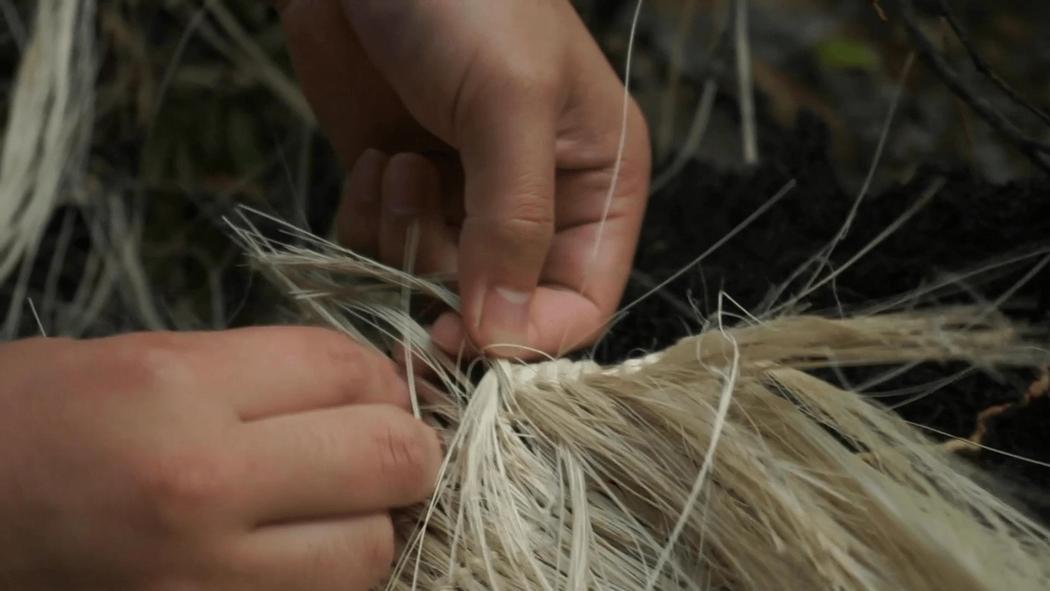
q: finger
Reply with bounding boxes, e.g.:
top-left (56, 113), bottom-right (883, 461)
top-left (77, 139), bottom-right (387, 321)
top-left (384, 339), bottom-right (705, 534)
top-left (238, 404), bottom-right (441, 523)
top-left (532, 142), bottom-right (650, 355)
top-left (235, 513), bottom-right (395, 591)
top-left (547, 37), bottom-right (651, 310)
top-left (335, 148), bottom-right (388, 255)
top-left (390, 337), bottom-right (479, 391)
top-left (429, 154), bottom-right (466, 226)
top-left (175, 327), bottom-right (409, 421)
top-left (411, 374), bottom-right (451, 408)
top-left (527, 31), bottom-right (651, 355)
top-left (517, 286), bottom-right (611, 358)
top-left (390, 341), bottom-right (435, 382)
top-left (428, 313), bottom-right (479, 360)
top-left (378, 153), bottom-right (458, 275)
top-left (430, 293), bottom-right (600, 361)
top-left (458, 97), bottom-right (559, 354)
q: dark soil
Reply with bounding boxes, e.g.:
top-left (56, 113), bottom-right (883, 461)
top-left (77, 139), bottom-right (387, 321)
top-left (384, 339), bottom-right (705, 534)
top-left (596, 113), bottom-right (1050, 522)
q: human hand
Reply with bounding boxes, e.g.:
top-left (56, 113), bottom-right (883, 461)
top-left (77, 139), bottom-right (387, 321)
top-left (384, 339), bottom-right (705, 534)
top-left (277, 0), bottom-right (651, 358)
top-left (0, 329), bottom-right (440, 590)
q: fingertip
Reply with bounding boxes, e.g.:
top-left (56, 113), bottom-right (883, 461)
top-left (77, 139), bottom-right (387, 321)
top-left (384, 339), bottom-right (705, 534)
top-left (477, 286), bottom-right (533, 354)
top-left (429, 312), bottom-right (476, 359)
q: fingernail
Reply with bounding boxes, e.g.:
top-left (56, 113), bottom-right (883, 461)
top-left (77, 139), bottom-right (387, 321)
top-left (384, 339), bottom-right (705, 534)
top-left (482, 286), bottom-right (531, 347)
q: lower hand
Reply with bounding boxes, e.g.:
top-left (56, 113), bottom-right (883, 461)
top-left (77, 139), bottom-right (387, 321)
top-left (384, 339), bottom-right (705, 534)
top-left (0, 329), bottom-right (440, 589)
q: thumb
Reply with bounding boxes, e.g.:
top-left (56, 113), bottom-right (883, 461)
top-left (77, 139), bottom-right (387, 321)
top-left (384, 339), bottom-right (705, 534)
top-left (457, 99), bottom-right (558, 354)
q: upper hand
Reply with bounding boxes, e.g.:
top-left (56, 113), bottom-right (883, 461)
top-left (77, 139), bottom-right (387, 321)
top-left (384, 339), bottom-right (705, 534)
top-left (278, 0), bottom-right (651, 358)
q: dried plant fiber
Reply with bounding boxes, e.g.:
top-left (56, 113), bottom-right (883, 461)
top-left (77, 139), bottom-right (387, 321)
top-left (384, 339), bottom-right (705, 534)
top-left (0, 0), bottom-right (91, 277)
top-left (1, 0), bottom-right (95, 335)
top-left (232, 216), bottom-right (1050, 591)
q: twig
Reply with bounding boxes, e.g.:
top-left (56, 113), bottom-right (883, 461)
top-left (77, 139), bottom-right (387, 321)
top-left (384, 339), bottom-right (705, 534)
top-left (944, 366), bottom-right (1049, 454)
top-left (871, 1), bottom-right (888, 22)
top-left (0, 0), bottom-right (26, 50)
top-left (894, 0), bottom-right (1050, 173)
top-left (936, 0), bottom-right (1050, 128)
top-left (656, 0), bottom-right (700, 160)
top-left (651, 78), bottom-right (718, 193)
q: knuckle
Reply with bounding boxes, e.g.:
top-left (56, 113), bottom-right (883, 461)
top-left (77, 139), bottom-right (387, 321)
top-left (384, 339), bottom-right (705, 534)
top-left (111, 333), bottom-right (194, 390)
top-left (372, 415), bottom-right (434, 495)
top-left (520, 73), bottom-right (561, 103)
top-left (310, 328), bottom-right (363, 370)
top-left (301, 327), bottom-right (358, 365)
top-left (501, 61), bottom-right (561, 103)
top-left (288, 327), bottom-right (373, 397)
top-left (504, 191), bottom-right (556, 227)
top-left (136, 450), bottom-right (233, 532)
top-left (470, 51), bottom-right (561, 108)
top-left (482, 211), bottom-right (554, 253)
top-left (473, 187), bottom-right (555, 249)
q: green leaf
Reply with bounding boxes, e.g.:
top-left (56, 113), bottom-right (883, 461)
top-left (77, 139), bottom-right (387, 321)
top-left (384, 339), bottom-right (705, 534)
top-left (816, 38), bottom-right (880, 71)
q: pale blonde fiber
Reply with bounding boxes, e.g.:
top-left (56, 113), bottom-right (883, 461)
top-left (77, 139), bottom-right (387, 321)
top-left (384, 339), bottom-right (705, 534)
top-left (0, 0), bottom-right (95, 335)
top-left (233, 214), bottom-right (1050, 591)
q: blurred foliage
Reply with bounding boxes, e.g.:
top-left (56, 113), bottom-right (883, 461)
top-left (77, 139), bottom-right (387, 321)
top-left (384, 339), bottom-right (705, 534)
top-left (88, 0), bottom-right (318, 330)
top-left (815, 37), bottom-right (881, 71)
top-left (94, 0), bottom-right (301, 191)
top-left (622, 0), bottom-right (1050, 184)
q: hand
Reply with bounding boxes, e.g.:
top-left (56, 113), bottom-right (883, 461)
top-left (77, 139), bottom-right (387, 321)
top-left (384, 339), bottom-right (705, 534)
top-left (277, 0), bottom-right (651, 357)
top-left (0, 329), bottom-right (441, 590)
